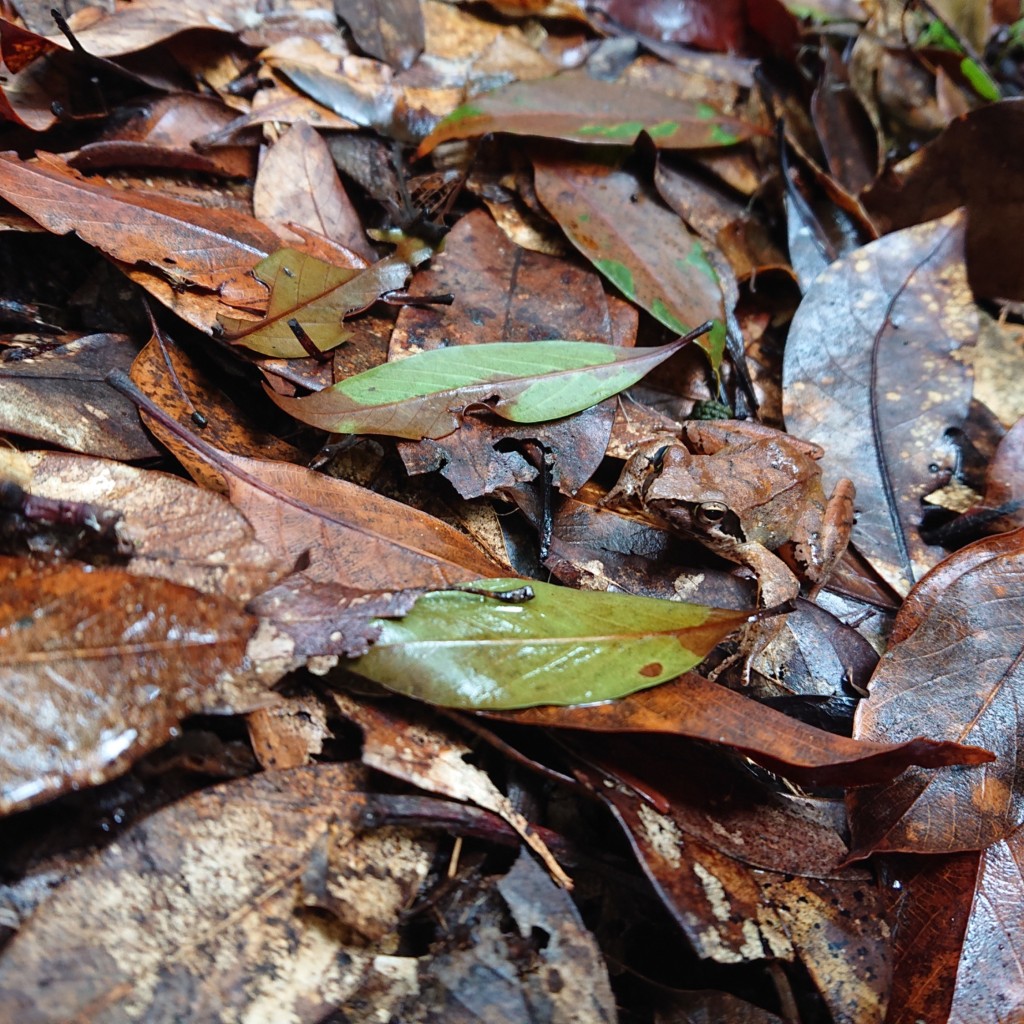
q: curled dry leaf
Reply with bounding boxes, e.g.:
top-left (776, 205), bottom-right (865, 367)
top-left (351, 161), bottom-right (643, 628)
top-left (108, 367), bottom-right (506, 589)
top-left (784, 209), bottom-right (977, 596)
top-left (0, 556), bottom-right (257, 816)
top-left (350, 578), bottom-right (752, 709)
top-left (848, 529), bottom-right (1024, 857)
top-left (267, 329), bottom-right (707, 440)
top-left (494, 671), bottom-right (993, 788)
top-left (0, 763), bottom-right (434, 1023)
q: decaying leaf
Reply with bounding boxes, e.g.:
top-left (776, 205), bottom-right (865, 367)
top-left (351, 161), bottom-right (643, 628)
top-left (0, 763), bottom-right (434, 1022)
top-left (18, 451), bottom-right (283, 601)
top-left (268, 327), bottom-right (708, 440)
top-left (417, 71), bottom-right (760, 156)
top-left (0, 334), bottom-right (160, 460)
top-left (219, 240), bottom-right (428, 356)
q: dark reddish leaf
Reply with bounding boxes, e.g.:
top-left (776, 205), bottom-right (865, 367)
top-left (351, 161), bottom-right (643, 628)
top-left (971, 414), bottom-right (1024, 534)
top-left (0, 18), bottom-right (61, 73)
top-left (885, 836), bottom-right (1024, 1024)
top-left (0, 556), bottom-right (257, 816)
top-left (588, 0), bottom-right (798, 57)
top-left (334, 0), bottom-right (424, 70)
top-left (390, 209), bottom-right (626, 355)
top-left (848, 530), bottom-right (1024, 857)
top-left (864, 99), bottom-right (1024, 300)
top-left (810, 45), bottom-right (880, 195)
top-left (69, 94), bottom-right (256, 178)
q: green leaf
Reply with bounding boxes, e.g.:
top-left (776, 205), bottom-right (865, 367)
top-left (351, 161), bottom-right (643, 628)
top-left (218, 238), bottom-right (432, 357)
top-left (265, 325), bottom-right (710, 440)
top-left (350, 579), bottom-right (752, 709)
top-left (416, 72), bottom-right (759, 158)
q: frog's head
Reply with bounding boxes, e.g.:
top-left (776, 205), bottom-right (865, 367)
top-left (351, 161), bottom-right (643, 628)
top-left (640, 445), bottom-right (746, 541)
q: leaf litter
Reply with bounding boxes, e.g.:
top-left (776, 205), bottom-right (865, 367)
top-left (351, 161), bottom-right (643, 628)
top-left (2, 1), bottom-right (1024, 1021)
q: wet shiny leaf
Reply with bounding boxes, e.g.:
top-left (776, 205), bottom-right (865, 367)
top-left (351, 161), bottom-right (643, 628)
top-left (351, 578), bottom-right (751, 708)
top-left (0, 556), bottom-right (257, 816)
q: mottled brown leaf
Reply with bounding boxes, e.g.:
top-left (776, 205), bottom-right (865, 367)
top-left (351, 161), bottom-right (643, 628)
top-left (0, 334), bottom-right (160, 460)
top-left (784, 209), bottom-right (977, 595)
top-left (533, 156), bottom-right (728, 366)
top-left (129, 329), bottom-right (303, 493)
top-left (19, 451), bottom-right (283, 601)
top-left (418, 71), bottom-right (761, 156)
top-left (0, 556), bottom-right (256, 816)
top-left (0, 763), bottom-right (433, 1022)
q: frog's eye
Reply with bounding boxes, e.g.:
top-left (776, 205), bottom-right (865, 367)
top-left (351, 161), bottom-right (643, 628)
top-left (695, 500), bottom-right (730, 529)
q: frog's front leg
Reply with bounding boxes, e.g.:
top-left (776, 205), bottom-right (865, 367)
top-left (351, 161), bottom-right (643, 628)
top-left (705, 535), bottom-right (801, 684)
top-left (792, 478), bottom-right (856, 597)
top-left (600, 440), bottom-right (674, 510)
